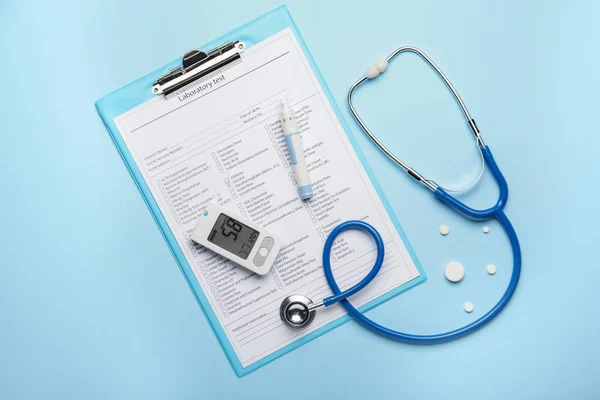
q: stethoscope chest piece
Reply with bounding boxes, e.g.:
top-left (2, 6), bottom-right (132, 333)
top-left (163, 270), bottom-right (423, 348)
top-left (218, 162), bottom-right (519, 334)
top-left (280, 294), bottom-right (317, 329)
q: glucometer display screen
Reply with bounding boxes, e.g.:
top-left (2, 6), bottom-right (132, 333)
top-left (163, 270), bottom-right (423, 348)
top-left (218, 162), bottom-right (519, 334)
top-left (208, 213), bottom-right (259, 260)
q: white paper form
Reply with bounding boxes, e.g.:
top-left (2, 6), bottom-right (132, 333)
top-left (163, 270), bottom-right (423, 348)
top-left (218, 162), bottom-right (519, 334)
top-left (114, 28), bottom-right (421, 367)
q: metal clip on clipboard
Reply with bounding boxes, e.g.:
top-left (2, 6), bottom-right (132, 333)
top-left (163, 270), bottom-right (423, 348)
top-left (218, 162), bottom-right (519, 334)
top-left (152, 41), bottom-right (246, 97)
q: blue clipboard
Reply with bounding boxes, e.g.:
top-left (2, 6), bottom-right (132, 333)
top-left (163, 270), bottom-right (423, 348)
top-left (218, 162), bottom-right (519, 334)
top-left (96, 5), bottom-right (426, 377)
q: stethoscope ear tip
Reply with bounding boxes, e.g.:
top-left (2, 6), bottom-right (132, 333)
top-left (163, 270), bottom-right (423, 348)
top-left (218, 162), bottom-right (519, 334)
top-left (280, 294), bottom-right (316, 329)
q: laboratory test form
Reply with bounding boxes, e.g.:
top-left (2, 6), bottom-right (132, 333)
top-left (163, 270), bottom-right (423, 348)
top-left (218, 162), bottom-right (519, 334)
top-left (112, 28), bottom-right (422, 368)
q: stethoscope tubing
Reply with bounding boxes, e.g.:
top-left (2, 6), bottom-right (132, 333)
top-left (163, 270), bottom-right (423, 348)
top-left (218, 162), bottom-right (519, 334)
top-left (321, 220), bottom-right (386, 307)
top-left (319, 146), bottom-right (521, 343)
top-left (280, 46), bottom-right (523, 343)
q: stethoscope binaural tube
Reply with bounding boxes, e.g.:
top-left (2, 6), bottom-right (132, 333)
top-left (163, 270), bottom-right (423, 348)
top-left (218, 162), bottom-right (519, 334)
top-left (347, 46), bottom-right (485, 193)
top-left (279, 47), bottom-right (522, 343)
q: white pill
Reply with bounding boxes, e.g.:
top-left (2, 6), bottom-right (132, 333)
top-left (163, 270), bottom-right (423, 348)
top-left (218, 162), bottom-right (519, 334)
top-left (483, 226), bottom-right (490, 234)
top-left (439, 225), bottom-right (450, 236)
top-left (366, 66), bottom-right (380, 79)
top-left (487, 264), bottom-right (497, 275)
top-left (464, 302), bottom-right (474, 313)
top-left (445, 262), bottom-right (464, 283)
top-left (375, 59), bottom-right (388, 73)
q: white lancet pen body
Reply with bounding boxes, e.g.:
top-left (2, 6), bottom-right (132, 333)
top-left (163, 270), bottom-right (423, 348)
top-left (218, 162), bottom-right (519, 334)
top-left (280, 99), bottom-right (313, 200)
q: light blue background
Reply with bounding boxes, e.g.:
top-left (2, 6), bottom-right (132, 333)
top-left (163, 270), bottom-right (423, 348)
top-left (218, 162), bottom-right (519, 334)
top-left (1, 0), bottom-right (598, 399)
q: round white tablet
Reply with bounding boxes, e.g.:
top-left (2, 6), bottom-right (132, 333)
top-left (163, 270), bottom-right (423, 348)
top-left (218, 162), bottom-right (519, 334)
top-left (440, 225), bottom-right (450, 236)
top-left (464, 302), bottom-right (474, 313)
top-left (487, 264), bottom-right (497, 275)
top-left (445, 262), bottom-right (464, 283)
top-left (483, 226), bottom-right (490, 234)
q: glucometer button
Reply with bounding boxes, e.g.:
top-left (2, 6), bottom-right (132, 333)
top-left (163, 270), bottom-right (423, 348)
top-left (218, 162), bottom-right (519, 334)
top-left (253, 236), bottom-right (275, 267)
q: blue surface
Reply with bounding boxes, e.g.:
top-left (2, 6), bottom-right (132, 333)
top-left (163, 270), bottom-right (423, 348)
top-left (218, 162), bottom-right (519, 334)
top-left (1, 0), bottom-right (599, 398)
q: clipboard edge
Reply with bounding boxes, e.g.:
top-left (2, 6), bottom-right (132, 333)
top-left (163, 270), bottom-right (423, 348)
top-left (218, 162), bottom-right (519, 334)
top-left (95, 4), bottom-right (427, 378)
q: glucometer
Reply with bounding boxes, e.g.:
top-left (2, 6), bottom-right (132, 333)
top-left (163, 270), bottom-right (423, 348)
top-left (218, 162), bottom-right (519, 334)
top-left (191, 202), bottom-right (282, 275)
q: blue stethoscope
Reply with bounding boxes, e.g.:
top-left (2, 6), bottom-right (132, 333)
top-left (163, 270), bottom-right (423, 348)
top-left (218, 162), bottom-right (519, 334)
top-left (279, 47), bottom-right (521, 343)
